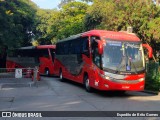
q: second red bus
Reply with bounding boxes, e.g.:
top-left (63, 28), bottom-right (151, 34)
top-left (7, 45), bottom-right (56, 76)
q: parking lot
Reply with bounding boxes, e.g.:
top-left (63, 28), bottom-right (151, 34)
top-left (0, 76), bottom-right (160, 120)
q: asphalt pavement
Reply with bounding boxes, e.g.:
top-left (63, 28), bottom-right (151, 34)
top-left (0, 76), bottom-right (160, 120)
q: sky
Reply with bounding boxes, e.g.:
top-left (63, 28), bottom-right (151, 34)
top-left (31, 0), bottom-right (61, 9)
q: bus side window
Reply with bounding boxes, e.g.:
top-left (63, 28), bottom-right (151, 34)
top-left (39, 49), bottom-right (49, 58)
top-left (56, 43), bottom-right (63, 55)
top-left (92, 42), bottom-right (101, 68)
top-left (91, 36), bottom-right (101, 68)
top-left (50, 49), bottom-right (55, 63)
top-left (81, 37), bottom-right (89, 57)
top-left (57, 43), bottom-right (64, 55)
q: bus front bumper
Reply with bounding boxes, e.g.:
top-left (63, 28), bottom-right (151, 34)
top-left (95, 78), bottom-right (145, 91)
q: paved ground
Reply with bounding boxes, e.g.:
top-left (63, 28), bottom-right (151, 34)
top-left (0, 76), bottom-right (160, 120)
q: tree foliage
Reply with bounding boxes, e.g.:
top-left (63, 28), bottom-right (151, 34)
top-left (48, 1), bottom-right (88, 42)
top-left (84, 0), bottom-right (160, 48)
top-left (0, 0), bottom-right (160, 51)
top-left (35, 9), bottom-right (59, 44)
top-left (0, 0), bottom-right (38, 48)
top-left (58, 0), bottom-right (93, 8)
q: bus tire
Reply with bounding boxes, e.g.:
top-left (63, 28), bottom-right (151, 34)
top-left (45, 68), bottom-right (50, 76)
top-left (84, 75), bottom-right (92, 92)
top-left (59, 69), bottom-right (64, 82)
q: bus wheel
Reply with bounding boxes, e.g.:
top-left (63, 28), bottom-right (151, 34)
top-left (45, 68), bottom-right (50, 76)
top-left (59, 69), bottom-right (64, 82)
top-left (84, 76), bottom-right (92, 92)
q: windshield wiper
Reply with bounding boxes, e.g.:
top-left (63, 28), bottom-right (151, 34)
top-left (114, 64), bottom-right (125, 74)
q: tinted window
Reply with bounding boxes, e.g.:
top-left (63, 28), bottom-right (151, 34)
top-left (16, 49), bottom-right (39, 57)
top-left (56, 43), bottom-right (63, 55)
top-left (50, 48), bottom-right (55, 62)
top-left (38, 49), bottom-right (49, 58)
top-left (56, 36), bottom-right (89, 55)
top-left (81, 37), bottom-right (89, 53)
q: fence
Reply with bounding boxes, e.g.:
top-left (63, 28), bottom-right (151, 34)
top-left (145, 61), bottom-right (160, 92)
top-left (0, 67), bottom-right (40, 87)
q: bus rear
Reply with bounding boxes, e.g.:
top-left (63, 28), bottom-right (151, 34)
top-left (37, 45), bottom-right (56, 76)
top-left (7, 45), bottom-right (56, 76)
top-left (7, 46), bottom-right (38, 70)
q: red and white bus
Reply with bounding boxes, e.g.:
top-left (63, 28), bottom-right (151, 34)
top-left (54, 30), bottom-right (152, 92)
top-left (7, 45), bottom-right (56, 76)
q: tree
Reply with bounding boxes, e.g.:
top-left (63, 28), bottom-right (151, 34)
top-left (84, 0), bottom-right (160, 50)
top-left (58, 0), bottom-right (75, 8)
top-left (0, 0), bottom-right (38, 48)
top-left (35, 9), bottom-right (59, 44)
top-left (59, 0), bottom-right (93, 8)
top-left (49, 1), bottom-right (88, 41)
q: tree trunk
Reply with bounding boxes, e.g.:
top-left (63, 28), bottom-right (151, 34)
top-left (156, 0), bottom-right (160, 6)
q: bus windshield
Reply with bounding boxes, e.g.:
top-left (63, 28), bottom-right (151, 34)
top-left (102, 40), bottom-right (145, 73)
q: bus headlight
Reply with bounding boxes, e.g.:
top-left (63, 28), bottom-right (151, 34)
top-left (99, 73), bottom-right (105, 79)
top-left (138, 78), bottom-right (145, 82)
top-left (99, 73), bottom-right (110, 80)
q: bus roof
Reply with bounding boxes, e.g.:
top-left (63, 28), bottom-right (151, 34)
top-left (18, 45), bottom-right (56, 50)
top-left (37, 45), bottom-right (56, 49)
top-left (58, 30), bottom-right (140, 42)
top-left (18, 46), bottom-right (36, 50)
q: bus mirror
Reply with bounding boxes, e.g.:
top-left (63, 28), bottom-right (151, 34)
top-left (97, 40), bottom-right (103, 55)
top-left (142, 44), bottom-right (153, 58)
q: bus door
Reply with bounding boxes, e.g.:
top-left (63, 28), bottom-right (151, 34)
top-left (91, 36), bottom-right (101, 86)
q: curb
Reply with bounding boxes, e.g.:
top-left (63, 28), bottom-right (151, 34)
top-left (142, 90), bottom-right (159, 95)
top-left (0, 82), bottom-right (36, 88)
